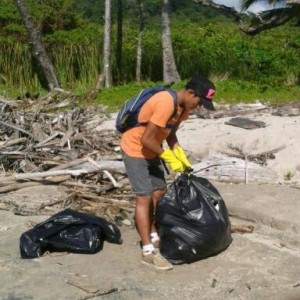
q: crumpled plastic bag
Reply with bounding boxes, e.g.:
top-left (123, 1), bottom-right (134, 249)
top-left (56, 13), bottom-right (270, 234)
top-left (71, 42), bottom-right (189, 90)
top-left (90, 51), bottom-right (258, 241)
top-left (156, 173), bottom-right (232, 264)
top-left (20, 208), bottom-right (122, 259)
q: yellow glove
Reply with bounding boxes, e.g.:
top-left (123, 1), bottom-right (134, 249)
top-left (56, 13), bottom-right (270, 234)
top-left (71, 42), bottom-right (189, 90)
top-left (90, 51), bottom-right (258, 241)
top-left (173, 146), bottom-right (192, 168)
top-left (159, 149), bottom-right (185, 172)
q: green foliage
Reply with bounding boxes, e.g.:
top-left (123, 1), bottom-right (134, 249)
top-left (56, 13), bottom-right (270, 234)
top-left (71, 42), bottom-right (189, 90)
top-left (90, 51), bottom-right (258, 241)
top-left (84, 79), bottom-right (300, 113)
top-left (87, 80), bottom-right (183, 112)
top-left (44, 24), bottom-right (102, 44)
top-left (0, 0), bottom-right (299, 104)
top-left (0, 1), bottom-right (19, 23)
top-left (214, 79), bottom-right (300, 105)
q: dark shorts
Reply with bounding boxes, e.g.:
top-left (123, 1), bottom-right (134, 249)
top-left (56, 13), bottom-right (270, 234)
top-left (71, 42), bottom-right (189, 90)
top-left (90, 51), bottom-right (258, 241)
top-left (122, 152), bottom-right (166, 196)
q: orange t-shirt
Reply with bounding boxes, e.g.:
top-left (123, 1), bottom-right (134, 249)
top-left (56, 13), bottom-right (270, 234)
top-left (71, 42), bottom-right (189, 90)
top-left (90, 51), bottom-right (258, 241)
top-left (120, 91), bottom-right (189, 159)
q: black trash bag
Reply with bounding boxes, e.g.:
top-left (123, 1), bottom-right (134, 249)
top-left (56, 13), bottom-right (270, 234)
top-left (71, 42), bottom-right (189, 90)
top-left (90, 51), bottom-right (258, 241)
top-left (156, 173), bottom-right (232, 265)
top-left (20, 209), bottom-right (122, 259)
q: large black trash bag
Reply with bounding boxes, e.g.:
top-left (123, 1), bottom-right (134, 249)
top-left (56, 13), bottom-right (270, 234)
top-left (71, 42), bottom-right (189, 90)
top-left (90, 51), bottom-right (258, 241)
top-left (156, 173), bottom-right (232, 265)
top-left (20, 209), bottom-right (122, 259)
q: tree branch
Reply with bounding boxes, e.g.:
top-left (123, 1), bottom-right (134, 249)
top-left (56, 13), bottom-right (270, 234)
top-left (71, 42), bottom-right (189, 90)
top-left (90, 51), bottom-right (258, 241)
top-left (193, 0), bottom-right (300, 36)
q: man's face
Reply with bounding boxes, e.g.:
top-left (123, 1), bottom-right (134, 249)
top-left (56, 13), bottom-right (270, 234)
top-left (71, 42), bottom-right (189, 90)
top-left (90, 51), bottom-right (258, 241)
top-left (184, 90), bottom-right (201, 110)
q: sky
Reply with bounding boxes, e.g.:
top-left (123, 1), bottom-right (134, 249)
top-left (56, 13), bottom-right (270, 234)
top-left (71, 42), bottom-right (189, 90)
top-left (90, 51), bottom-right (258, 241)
top-left (214, 0), bottom-right (286, 13)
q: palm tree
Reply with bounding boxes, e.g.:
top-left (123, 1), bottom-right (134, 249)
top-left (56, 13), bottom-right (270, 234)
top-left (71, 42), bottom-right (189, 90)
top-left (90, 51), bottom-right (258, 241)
top-left (136, 0), bottom-right (144, 82)
top-left (103, 0), bottom-right (112, 87)
top-left (14, 0), bottom-right (61, 91)
top-left (161, 0), bottom-right (180, 84)
top-left (116, 0), bottom-right (123, 81)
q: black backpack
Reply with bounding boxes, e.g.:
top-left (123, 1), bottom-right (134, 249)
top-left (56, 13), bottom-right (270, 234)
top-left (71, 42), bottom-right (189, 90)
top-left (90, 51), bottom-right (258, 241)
top-left (115, 86), bottom-right (177, 133)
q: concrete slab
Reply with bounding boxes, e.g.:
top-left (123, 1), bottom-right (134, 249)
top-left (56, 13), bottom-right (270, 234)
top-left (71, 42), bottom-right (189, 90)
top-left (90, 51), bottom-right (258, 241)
top-left (215, 182), bottom-right (300, 249)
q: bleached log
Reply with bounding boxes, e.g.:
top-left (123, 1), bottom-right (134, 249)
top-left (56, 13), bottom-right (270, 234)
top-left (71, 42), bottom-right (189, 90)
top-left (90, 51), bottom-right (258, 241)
top-left (0, 181), bottom-right (42, 193)
top-left (70, 160), bottom-right (126, 173)
top-left (87, 157), bottom-right (122, 188)
top-left (0, 175), bottom-right (71, 193)
top-left (49, 158), bottom-right (89, 171)
top-left (0, 160), bottom-right (126, 182)
top-left (0, 138), bottom-right (27, 148)
top-left (193, 155), bottom-right (278, 183)
top-left (0, 150), bottom-right (42, 159)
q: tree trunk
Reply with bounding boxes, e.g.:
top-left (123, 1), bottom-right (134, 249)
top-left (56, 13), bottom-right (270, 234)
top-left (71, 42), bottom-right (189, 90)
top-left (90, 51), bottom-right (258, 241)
top-left (136, 0), bottom-right (145, 82)
top-left (116, 0), bottom-right (123, 81)
top-left (14, 0), bottom-right (60, 91)
top-left (161, 0), bottom-right (180, 84)
top-left (103, 0), bottom-right (112, 88)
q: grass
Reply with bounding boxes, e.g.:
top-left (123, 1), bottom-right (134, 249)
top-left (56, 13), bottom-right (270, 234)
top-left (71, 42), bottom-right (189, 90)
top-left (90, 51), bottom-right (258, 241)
top-left (88, 79), bottom-right (300, 112)
top-left (284, 171), bottom-right (294, 181)
top-left (1, 79), bottom-right (299, 113)
top-left (215, 80), bottom-right (300, 106)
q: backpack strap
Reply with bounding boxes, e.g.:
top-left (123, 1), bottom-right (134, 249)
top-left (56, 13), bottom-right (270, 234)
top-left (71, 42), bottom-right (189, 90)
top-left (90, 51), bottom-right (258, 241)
top-left (165, 88), bottom-right (178, 118)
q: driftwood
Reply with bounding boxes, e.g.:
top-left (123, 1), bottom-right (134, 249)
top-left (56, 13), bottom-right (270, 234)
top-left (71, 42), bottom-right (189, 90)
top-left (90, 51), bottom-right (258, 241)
top-left (225, 117), bottom-right (267, 130)
top-left (0, 176), bottom-right (70, 193)
top-left (0, 181), bottom-right (42, 193)
top-left (0, 97), bottom-right (130, 219)
top-left (0, 120), bottom-right (37, 141)
top-left (193, 155), bottom-right (278, 183)
top-left (0, 160), bottom-right (125, 183)
top-left (221, 144), bottom-right (286, 166)
top-left (231, 225), bottom-right (254, 233)
top-left (0, 137), bottom-right (27, 148)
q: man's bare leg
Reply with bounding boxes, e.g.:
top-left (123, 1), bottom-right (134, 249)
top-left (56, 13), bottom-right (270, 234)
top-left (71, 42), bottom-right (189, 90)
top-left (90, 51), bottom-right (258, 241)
top-left (135, 195), bottom-right (152, 246)
top-left (150, 189), bottom-right (166, 233)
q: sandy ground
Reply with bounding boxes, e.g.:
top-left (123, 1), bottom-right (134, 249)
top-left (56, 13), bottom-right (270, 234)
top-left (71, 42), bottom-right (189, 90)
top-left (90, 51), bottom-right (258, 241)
top-left (177, 110), bottom-right (300, 184)
top-left (0, 203), bottom-right (300, 300)
top-left (1, 105), bottom-right (300, 300)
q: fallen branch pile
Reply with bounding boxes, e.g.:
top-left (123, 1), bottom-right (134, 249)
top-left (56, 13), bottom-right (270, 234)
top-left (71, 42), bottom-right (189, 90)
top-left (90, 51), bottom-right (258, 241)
top-left (0, 93), bottom-right (135, 223)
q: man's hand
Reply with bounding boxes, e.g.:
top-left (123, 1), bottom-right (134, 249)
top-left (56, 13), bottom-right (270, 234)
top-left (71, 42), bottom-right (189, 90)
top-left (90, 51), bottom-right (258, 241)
top-left (173, 146), bottom-right (192, 168)
top-left (160, 149), bottom-right (185, 172)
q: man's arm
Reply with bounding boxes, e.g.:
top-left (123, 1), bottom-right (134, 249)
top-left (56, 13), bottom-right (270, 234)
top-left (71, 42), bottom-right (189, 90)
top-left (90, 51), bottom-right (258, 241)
top-left (142, 121), bottom-right (186, 172)
top-left (141, 121), bottom-right (164, 155)
top-left (141, 121), bottom-right (181, 153)
top-left (166, 122), bottom-right (181, 149)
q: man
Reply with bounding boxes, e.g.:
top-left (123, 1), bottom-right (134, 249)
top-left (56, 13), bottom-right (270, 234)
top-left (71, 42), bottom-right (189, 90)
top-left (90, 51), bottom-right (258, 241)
top-left (120, 75), bottom-right (215, 270)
